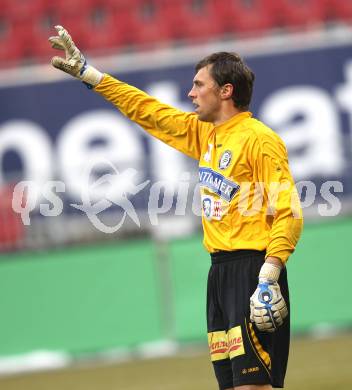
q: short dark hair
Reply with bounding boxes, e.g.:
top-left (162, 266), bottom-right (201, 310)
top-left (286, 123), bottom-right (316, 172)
top-left (195, 52), bottom-right (255, 111)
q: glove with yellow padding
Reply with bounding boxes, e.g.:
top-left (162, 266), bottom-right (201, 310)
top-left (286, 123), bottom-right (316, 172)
top-left (49, 25), bottom-right (103, 87)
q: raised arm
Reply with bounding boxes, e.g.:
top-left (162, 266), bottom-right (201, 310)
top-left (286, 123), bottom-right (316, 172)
top-left (94, 75), bottom-right (208, 159)
top-left (49, 25), bottom-right (211, 160)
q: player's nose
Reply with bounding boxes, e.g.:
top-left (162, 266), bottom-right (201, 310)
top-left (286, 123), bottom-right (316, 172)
top-left (188, 86), bottom-right (196, 99)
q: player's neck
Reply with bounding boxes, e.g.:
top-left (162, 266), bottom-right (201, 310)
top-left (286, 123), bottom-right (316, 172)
top-left (213, 105), bottom-right (242, 126)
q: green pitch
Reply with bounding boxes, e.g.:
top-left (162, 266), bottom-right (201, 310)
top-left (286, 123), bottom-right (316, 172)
top-left (0, 333), bottom-right (351, 390)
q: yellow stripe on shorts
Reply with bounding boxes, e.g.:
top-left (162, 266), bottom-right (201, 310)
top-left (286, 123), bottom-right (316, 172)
top-left (248, 321), bottom-right (272, 369)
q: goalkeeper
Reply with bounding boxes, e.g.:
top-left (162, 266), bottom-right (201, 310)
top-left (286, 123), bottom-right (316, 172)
top-left (49, 26), bottom-right (303, 390)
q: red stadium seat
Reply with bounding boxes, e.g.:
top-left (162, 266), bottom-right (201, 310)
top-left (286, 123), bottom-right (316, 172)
top-left (210, 0), bottom-right (278, 36)
top-left (55, 0), bottom-right (137, 51)
top-left (83, 5), bottom-right (127, 52)
top-left (0, 16), bottom-right (36, 64)
top-left (30, 20), bottom-right (63, 61)
top-left (125, 0), bottom-right (174, 46)
top-left (103, 1), bottom-right (153, 47)
top-left (0, 0), bottom-right (60, 63)
top-left (1, 14), bottom-right (51, 63)
top-left (55, 0), bottom-right (98, 18)
top-left (1, 0), bottom-right (44, 19)
top-left (0, 25), bottom-right (23, 66)
top-left (54, 0), bottom-right (97, 49)
top-left (155, 0), bottom-right (222, 43)
top-left (328, 0), bottom-right (352, 23)
top-left (95, 0), bottom-right (175, 48)
top-left (276, 0), bottom-right (330, 29)
top-left (3, 0), bottom-right (345, 66)
top-left (0, 6), bottom-right (12, 64)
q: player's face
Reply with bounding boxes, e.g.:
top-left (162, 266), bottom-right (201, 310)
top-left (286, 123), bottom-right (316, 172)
top-left (188, 65), bottom-right (222, 123)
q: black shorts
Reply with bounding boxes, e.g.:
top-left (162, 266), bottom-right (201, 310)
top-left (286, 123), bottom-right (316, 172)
top-left (207, 250), bottom-right (290, 389)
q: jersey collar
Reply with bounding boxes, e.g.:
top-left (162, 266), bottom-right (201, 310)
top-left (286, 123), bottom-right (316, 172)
top-left (214, 111), bottom-right (252, 133)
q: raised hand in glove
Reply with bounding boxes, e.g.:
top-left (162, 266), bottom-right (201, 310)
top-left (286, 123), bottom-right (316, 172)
top-left (48, 25), bottom-right (103, 87)
top-left (250, 262), bottom-right (288, 332)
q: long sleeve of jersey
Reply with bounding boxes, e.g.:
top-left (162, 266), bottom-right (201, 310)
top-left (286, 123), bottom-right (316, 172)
top-left (252, 133), bottom-right (303, 263)
top-left (94, 74), bottom-right (211, 160)
top-left (94, 75), bottom-right (302, 261)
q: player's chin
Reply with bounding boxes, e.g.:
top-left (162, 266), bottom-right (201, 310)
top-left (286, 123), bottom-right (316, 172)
top-left (195, 109), bottom-right (205, 120)
top-left (197, 112), bottom-right (212, 123)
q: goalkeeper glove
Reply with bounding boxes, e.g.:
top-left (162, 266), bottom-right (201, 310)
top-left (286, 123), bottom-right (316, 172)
top-left (250, 262), bottom-right (288, 332)
top-left (48, 25), bottom-right (103, 87)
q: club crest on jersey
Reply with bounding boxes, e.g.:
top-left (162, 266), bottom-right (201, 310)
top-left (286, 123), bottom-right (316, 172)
top-left (219, 150), bottom-right (232, 170)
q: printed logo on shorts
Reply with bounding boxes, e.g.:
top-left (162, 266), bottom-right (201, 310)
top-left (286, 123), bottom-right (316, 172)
top-left (208, 330), bottom-right (229, 362)
top-left (219, 150), bottom-right (232, 170)
top-left (227, 326), bottom-right (245, 359)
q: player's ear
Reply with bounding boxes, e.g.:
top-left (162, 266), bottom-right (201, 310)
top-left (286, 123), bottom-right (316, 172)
top-left (220, 83), bottom-right (234, 100)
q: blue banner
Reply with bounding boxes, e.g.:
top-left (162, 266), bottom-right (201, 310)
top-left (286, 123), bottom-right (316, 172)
top-left (1, 42), bottom-right (352, 226)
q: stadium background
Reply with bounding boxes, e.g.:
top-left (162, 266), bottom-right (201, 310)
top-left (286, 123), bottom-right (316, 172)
top-left (1, 0), bottom-right (352, 389)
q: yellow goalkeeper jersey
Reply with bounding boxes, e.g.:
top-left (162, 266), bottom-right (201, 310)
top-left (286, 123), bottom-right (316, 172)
top-left (95, 74), bottom-right (303, 263)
